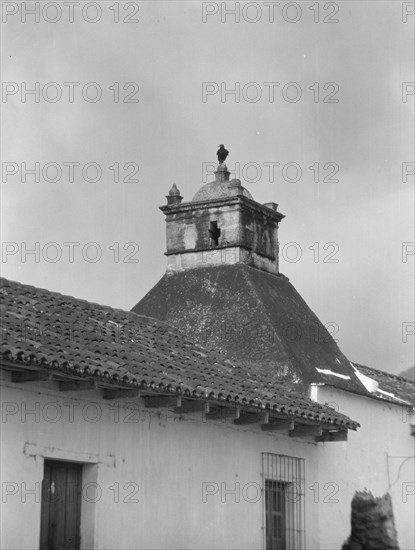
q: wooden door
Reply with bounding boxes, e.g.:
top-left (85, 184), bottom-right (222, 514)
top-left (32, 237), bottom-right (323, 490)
top-left (40, 460), bottom-right (82, 550)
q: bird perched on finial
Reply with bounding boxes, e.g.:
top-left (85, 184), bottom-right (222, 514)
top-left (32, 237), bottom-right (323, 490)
top-left (217, 144), bottom-right (229, 165)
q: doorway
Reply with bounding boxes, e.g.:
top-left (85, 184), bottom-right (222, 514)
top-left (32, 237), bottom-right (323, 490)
top-left (40, 460), bottom-right (82, 550)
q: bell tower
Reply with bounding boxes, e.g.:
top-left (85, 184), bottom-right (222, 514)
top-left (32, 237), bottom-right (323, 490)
top-left (160, 155), bottom-right (285, 276)
top-left (134, 148), bottom-right (363, 396)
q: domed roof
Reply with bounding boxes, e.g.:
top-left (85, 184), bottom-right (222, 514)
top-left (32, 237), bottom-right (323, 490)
top-left (192, 180), bottom-right (253, 202)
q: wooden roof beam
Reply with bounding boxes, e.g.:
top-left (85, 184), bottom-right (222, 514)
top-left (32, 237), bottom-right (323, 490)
top-left (142, 395), bottom-right (181, 408)
top-left (316, 429), bottom-right (348, 442)
top-left (174, 400), bottom-right (210, 414)
top-left (59, 380), bottom-right (96, 392)
top-left (261, 418), bottom-right (294, 431)
top-left (11, 370), bottom-right (51, 383)
top-left (103, 388), bottom-right (140, 400)
top-left (290, 424), bottom-right (323, 438)
top-left (206, 405), bottom-right (240, 421)
top-left (235, 411), bottom-right (268, 425)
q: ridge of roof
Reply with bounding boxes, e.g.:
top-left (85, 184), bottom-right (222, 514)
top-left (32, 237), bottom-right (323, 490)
top-left (0, 276), bottom-right (359, 430)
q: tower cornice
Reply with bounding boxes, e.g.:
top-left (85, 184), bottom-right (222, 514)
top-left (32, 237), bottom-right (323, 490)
top-left (160, 195), bottom-right (285, 223)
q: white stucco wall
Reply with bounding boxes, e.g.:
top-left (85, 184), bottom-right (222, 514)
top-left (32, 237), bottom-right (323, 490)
top-left (1, 372), bottom-right (322, 550)
top-left (313, 386), bottom-right (415, 550)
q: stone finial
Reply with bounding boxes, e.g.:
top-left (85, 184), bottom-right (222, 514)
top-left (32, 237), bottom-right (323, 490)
top-left (214, 164), bottom-right (230, 183)
top-left (263, 202), bottom-right (279, 211)
top-left (166, 184), bottom-right (183, 205)
top-left (228, 179), bottom-right (244, 196)
top-left (169, 183), bottom-right (180, 196)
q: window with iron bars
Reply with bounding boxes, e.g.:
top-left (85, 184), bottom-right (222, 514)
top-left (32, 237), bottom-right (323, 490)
top-left (262, 453), bottom-right (305, 550)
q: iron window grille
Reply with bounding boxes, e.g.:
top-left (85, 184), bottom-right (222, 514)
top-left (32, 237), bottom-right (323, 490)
top-left (262, 453), bottom-right (305, 550)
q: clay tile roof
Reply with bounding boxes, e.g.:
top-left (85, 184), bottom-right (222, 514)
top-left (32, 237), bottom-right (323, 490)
top-left (0, 277), bottom-right (359, 430)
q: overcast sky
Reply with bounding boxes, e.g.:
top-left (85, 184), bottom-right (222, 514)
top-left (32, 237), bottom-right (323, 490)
top-left (2, 0), bottom-right (414, 374)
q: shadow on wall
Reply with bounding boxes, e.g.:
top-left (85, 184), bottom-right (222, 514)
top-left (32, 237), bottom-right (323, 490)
top-left (342, 491), bottom-right (399, 550)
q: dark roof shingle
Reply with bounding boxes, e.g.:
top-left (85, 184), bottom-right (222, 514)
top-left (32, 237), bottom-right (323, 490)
top-left (133, 265), bottom-right (367, 395)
